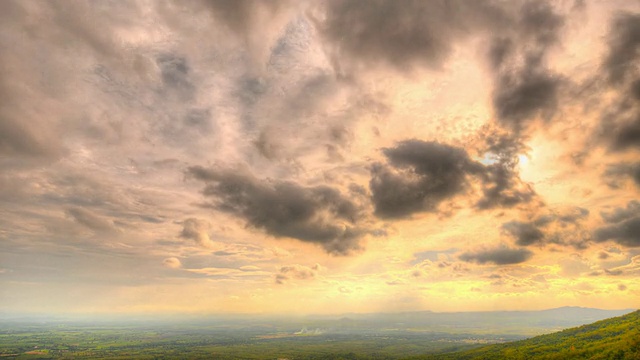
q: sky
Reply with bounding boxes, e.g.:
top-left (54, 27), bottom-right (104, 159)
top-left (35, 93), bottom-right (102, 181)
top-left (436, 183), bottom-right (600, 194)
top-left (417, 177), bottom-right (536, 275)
top-left (1, 0), bottom-right (640, 316)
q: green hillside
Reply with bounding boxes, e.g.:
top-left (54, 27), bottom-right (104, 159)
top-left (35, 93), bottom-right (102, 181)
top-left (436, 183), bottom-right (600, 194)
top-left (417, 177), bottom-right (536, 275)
top-left (409, 310), bottom-right (640, 360)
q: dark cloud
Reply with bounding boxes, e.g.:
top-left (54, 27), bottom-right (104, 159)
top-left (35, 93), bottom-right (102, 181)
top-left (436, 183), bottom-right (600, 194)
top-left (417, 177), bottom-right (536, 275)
top-left (608, 117), bottom-right (640, 152)
top-left (548, 206), bottom-right (590, 224)
top-left (370, 139), bottom-right (537, 219)
top-left (601, 201), bottom-right (640, 224)
top-left (459, 246), bottom-right (533, 265)
top-left (469, 2), bottom-right (566, 220)
top-left (502, 221), bottom-right (545, 246)
top-left (501, 207), bottom-right (590, 247)
top-left (489, 1), bottom-right (565, 131)
top-left (595, 201), bottom-right (640, 247)
top-left (313, 0), bottom-right (510, 75)
top-left (632, 79), bottom-right (640, 101)
top-left (370, 140), bottom-right (482, 219)
top-left (492, 66), bottom-right (561, 131)
top-left (473, 130), bottom-right (537, 210)
top-left (476, 162), bottom-right (537, 210)
top-left (187, 166), bottom-right (367, 255)
top-left (604, 13), bottom-right (640, 85)
top-left (597, 13), bottom-right (640, 152)
top-left (605, 162), bottom-right (640, 188)
top-left (518, 1), bottom-right (564, 47)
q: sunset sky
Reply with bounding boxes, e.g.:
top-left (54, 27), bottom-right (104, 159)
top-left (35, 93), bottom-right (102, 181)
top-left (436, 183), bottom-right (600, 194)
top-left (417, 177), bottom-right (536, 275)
top-left (1, 0), bottom-right (640, 316)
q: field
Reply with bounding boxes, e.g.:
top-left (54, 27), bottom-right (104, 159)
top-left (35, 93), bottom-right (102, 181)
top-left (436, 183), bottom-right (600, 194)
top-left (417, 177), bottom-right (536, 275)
top-left (0, 321), bottom-right (512, 359)
top-left (0, 308), bottom-right (633, 359)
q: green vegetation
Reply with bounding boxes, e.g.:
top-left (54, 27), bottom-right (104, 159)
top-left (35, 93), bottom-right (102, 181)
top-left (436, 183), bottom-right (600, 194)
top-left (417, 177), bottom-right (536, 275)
top-left (0, 323), bottom-right (490, 359)
top-left (409, 310), bottom-right (640, 360)
top-left (0, 309), bottom-right (636, 359)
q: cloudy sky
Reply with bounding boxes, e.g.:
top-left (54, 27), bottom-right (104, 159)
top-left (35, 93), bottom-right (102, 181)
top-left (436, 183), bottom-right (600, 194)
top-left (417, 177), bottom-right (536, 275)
top-left (1, 0), bottom-right (640, 316)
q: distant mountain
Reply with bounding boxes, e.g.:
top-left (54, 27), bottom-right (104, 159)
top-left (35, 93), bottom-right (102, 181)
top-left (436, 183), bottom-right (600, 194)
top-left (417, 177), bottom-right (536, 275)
top-left (306, 307), bottom-right (635, 336)
top-left (409, 309), bottom-right (640, 359)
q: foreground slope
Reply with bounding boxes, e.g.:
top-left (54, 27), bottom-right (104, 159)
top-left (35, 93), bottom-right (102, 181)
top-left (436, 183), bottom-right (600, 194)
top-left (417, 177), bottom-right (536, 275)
top-left (410, 310), bottom-right (640, 360)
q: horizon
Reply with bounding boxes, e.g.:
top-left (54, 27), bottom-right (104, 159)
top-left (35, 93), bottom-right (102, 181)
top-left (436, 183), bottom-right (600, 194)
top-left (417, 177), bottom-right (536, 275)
top-left (1, 306), bottom-right (636, 324)
top-left (1, 0), bottom-right (640, 316)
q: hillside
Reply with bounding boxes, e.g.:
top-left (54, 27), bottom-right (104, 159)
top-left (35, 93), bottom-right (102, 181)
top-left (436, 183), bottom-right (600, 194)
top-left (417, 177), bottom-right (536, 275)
top-left (409, 310), bottom-right (640, 360)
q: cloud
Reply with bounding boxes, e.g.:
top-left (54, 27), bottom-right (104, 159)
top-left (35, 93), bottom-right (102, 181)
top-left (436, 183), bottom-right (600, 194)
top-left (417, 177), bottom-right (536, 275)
top-left (386, 279), bottom-right (405, 286)
top-left (472, 129), bottom-right (538, 210)
top-left (195, 0), bottom-right (295, 70)
top-left (476, 161), bottom-right (537, 210)
top-left (156, 54), bottom-right (196, 101)
top-left (603, 13), bottom-right (640, 85)
top-left (312, 0), bottom-right (509, 75)
top-left (603, 110), bottom-right (640, 153)
top-left (501, 207), bottom-right (590, 247)
top-left (163, 257), bottom-right (182, 269)
top-left (369, 140), bottom-right (483, 218)
top-left (492, 65), bottom-right (561, 131)
top-left (601, 201), bottom-right (640, 224)
top-left (488, 1), bottom-right (565, 132)
top-left (370, 139), bottom-right (536, 219)
top-left (604, 162), bottom-right (640, 188)
top-left (0, 1), bottom-right (151, 160)
top-left (502, 221), bottom-right (545, 246)
top-left (595, 217), bottom-right (640, 247)
top-left (602, 255), bottom-right (640, 277)
top-left (459, 245), bottom-right (533, 265)
top-left (187, 166), bottom-right (367, 255)
top-left (66, 207), bottom-right (117, 234)
top-left (180, 218), bottom-right (215, 248)
top-left (597, 12), bottom-right (640, 152)
top-left (186, 266), bottom-right (270, 278)
top-left (275, 263), bottom-right (322, 284)
top-left (594, 202), bottom-right (640, 247)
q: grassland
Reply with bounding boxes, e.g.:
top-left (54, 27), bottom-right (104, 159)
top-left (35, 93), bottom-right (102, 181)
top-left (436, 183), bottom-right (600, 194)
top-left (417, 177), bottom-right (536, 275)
top-left (0, 322), bottom-right (498, 359)
top-left (409, 310), bottom-right (640, 360)
top-left (0, 308), bottom-right (635, 359)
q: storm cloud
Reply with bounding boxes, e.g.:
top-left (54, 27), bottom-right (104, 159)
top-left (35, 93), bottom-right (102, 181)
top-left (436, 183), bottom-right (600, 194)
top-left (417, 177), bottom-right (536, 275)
top-left (187, 166), bottom-right (367, 255)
